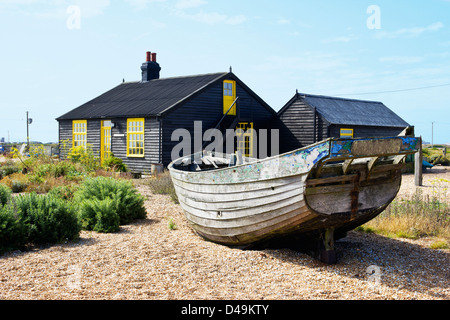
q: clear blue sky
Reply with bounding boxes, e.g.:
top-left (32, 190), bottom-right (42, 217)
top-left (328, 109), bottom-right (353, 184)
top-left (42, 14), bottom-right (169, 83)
top-left (1, 0), bottom-right (449, 144)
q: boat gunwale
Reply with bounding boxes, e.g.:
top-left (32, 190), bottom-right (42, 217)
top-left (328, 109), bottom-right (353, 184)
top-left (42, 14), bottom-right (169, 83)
top-left (168, 136), bottom-right (418, 181)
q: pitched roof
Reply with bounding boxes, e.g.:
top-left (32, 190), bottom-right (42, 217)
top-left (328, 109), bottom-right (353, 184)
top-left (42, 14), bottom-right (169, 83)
top-left (280, 93), bottom-right (410, 128)
top-left (56, 72), bottom-right (228, 120)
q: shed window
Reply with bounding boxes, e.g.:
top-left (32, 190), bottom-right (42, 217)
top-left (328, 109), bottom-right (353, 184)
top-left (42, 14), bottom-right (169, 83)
top-left (127, 118), bottom-right (145, 157)
top-left (223, 80), bottom-right (236, 116)
top-left (72, 120), bottom-right (87, 148)
top-left (340, 128), bottom-right (354, 138)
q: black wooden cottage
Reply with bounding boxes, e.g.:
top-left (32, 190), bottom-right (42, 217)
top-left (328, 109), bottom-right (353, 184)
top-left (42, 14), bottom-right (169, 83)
top-left (276, 92), bottom-right (411, 154)
top-left (56, 52), bottom-right (277, 173)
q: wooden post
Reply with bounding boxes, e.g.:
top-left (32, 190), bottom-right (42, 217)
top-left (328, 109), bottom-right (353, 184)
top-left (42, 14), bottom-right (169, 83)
top-left (320, 228), bottom-right (336, 264)
top-left (415, 136), bottom-right (423, 186)
top-left (26, 111), bottom-right (30, 151)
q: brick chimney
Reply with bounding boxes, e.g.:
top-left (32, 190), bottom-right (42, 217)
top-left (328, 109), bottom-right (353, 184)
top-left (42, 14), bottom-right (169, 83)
top-left (141, 51), bottom-right (161, 82)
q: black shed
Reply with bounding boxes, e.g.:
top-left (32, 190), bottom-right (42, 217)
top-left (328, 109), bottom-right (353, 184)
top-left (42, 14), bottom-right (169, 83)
top-left (276, 92), bottom-right (411, 154)
top-left (56, 52), bottom-right (277, 173)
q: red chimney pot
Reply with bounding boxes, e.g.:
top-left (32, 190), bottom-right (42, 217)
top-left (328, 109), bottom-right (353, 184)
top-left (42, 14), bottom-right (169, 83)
top-left (146, 51), bottom-right (151, 62)
top-left (151, 53), bottom-right (157, 62)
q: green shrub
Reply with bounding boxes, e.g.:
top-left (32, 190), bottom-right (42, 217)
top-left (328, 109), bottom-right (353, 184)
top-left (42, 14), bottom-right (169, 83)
top-left (15, 193), bottom-right (80, 244)
top-left (79, 198), bottom-right (120, 233)
top-left (33, 161), bottom-right (82, 179)
top-left (0, 184), bottom-right (12, 206)
top-left (0, 203), bottom-right (26, 254)
top-left (102, 155), bottom-right (128, 172)
top-left (75, 177), bottom-right (146, 227)
top-left (67, 145), bottom-right (100, 172)
top-left (430, 155), bottom-right (450, 166)
top-left (48, 184), bottom-right (80, 201)
top-left (0, 161), bottom-right (21, 179)
top-left (0, 173), bottom-right (29, 193)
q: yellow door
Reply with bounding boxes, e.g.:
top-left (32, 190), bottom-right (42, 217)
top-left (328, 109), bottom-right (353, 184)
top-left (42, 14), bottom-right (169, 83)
top-left (101, 120), bottom-right (112, 162)
top-left (236, 122), bottom-right (254, 157)
top-left (223, 80), bottom-right (236, 115)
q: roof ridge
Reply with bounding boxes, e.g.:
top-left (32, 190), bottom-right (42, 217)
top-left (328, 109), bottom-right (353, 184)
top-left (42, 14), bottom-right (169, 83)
top-left (121, 72), bottom-right (228, 85)
top-left (298, 92), bottom-right (383, 104)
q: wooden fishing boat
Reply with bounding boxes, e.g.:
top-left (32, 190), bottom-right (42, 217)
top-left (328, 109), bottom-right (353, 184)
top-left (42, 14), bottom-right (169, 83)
top-left (168, 136), bottom-right (419, 263)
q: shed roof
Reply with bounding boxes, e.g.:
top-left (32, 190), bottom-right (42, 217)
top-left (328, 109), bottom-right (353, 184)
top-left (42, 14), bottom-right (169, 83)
top-left (280, 93), bottom-right (410, 128)
top-left (56, 72), bottom-right (228, 120)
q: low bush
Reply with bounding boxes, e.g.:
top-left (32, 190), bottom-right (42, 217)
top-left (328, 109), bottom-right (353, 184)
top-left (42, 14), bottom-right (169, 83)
top-left (102, 155), bottom-right (128, 172)
top-left (0, 161), bottom-right (21, 179)
top-left (14, 193), bottom-right (80, 245)
top-left (0, 173), bottom-right (29, 193)
top-left (429, 155), bottom-right (450, 166)
top-left (67, 145), bottom-right (100, 172)
top-left (0, 184), bottom-right (12, 206)
top-left (48, 184), bottom-right (80, 201)
top-left (0, 203), bottom-right (26, 254)
top-left (78, 197), bottom-right (120, 233)
top-left (74, 177), bottom-right (146, 232)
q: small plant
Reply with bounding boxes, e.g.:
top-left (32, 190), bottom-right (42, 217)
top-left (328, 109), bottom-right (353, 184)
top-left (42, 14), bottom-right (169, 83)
top-left (67, 145), bottom-right (100, 172)
top-left (355, 225), bottom-right (375, 233)
top-left (430, 240), bottom-right (449, 250)
top-left (0, 184), bottom-right (12, 206)
top-left (48, 184), bottom-right (80, 201)
top-left (168, 217), bottom-right (177, 230)
top-left (102, 154), bottom-right (128, 172)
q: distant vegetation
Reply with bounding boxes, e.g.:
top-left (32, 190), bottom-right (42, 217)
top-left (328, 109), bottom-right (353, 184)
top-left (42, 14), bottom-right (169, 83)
top-left (422, 146), bottom-right (450, 166)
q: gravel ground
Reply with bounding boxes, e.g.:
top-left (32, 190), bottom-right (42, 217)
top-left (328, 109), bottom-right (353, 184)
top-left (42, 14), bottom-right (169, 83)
top-left (0, 168), bottom-right (449, 300)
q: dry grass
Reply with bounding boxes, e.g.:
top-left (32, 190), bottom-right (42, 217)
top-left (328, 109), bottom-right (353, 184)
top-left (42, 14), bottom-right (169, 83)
top-left (360, 171), bottom-right (450, 247)
top-left (145, 171), bottom-right (179, 204)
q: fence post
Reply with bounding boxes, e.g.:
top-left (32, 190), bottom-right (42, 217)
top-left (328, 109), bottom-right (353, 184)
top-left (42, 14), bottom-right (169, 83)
top-left (415, 136), bottom-right (423, 186)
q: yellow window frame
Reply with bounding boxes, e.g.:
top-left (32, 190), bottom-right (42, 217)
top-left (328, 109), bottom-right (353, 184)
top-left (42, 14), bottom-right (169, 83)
top-left (340, 128), bottom-right (354, 138)
top-left (72, 120), bottom-right (87, 148)
top-left (236, 122), bottom-right (254, 157)
top-left (223, 80), bottom-right (236, 116)
top-left (101, 120), bottom-right (112, 162)
top-left (127, 118), bottom-right (145, 157)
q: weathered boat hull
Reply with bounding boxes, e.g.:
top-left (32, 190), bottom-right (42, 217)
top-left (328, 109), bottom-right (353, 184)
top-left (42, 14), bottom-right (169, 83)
top-left (168, 136), bottom-right (418, 261)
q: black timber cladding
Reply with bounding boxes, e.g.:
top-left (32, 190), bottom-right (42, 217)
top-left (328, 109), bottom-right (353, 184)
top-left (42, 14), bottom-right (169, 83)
top-left (276, 93), bottom-right (410, 153)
